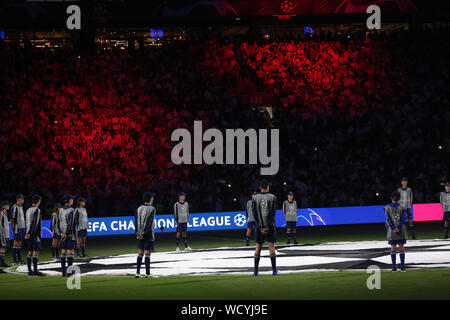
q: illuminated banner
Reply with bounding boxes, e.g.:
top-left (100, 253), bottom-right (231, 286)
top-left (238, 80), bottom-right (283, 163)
top-left (411, 203), bottom-right (444, 222)
top-left (8, 203), bottom-right (444, 238)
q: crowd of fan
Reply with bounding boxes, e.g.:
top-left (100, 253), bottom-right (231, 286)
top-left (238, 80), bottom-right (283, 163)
top-left (239, 39), bottom-right (406, 117)
top-left (0, 29), bottom-right (448, 216)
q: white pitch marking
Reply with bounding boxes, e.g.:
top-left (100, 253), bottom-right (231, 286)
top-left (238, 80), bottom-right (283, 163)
top-left (17, 239), bottom-right (450, 277)
top-left (280, 240), bottom-right (450, 251)
top-left (372, 251), bottom-right (450, 264)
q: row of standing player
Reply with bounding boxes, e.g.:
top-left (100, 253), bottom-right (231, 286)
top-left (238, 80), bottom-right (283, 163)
top-left (241, 178), bottom-right (450, 274)
top-left (0, 194), bottom-right (89, 276)
top-left (245, 178), bottom-right (450, 245)
top-left (388, 178), bottom-right (450, 241)
top-left (243, 178), bottom-right (417, 249)
top-left (1, 179), bottom-right (449, 277)
top-left (134, 180), bottom-right (282, 278)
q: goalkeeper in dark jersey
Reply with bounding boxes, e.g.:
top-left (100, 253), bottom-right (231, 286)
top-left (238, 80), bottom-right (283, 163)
top-left (251, 180), bottom-right (280, 276)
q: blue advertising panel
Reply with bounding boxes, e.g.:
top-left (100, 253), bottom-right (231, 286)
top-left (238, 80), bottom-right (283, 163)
top-left (275, 205), bottom-right (387, 227)
top-left (7, 204), bottom-right (390, 238)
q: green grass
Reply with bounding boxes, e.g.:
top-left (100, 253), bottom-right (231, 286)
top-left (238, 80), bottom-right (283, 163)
top-left (1, 221), bottom-right (448, 300)
top-left (2, 270), bottom-right (450, 300)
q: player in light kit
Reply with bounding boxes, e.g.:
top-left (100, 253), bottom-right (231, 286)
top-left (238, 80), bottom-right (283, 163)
top-left (75, 197), bottom-right (89, 258)
top-left (10, 194), bottom-right (25, 266)
top-left (245, 191), bottom-right (258, 246)
top-left (397, 178), bottom-right (416, 239)
top-left (24, 195), bottom-right (45, 276)
top-left (0, 201), bottom-right (11, 268)
top-left (283, 191), bottom-right (298, 245)
top-left (174, 192), bottom-right (191, 251)
top-left (50, 203), bottom-right (62, 261)
top-left (252, 180), bottom-right (280, 276)
top-left (135, 191), bottom-right (157, 278)
top-left (440, 181), bottom-right (450, 239)
top-left (385, 190), bottom-right (407, 272)
top-left (59, 194), bottom-right (76, 276)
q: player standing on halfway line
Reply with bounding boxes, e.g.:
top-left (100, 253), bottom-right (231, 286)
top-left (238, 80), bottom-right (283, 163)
top-left (397, 177), bottom-right (416, 239)
top-left (10, 194), bottom-right (25, 266)
top-left (51, 203), bottom-right (62, 261)
top-left (385, 190), bottom-right (407, 272)
top-left (75, 197), bottom-right (89, 258)
top-left (174, 192), bottom-right (191, 251)
top-left (25, 195), bottom-right (45, 276)
top-left (245, 191), bottom-right (258, 246)
top-left (283, 191), bottom-right (298, 245)
top-left (0, 201), bottom-right (11, 268)
top-left (135, 191), bottom-right (157, 278)
top-left (59, 194), bottom-right (76, 277)
top-left (252, 180), bottom-right (280, 276)
top-left (440, 181), bottom-right (450, 239)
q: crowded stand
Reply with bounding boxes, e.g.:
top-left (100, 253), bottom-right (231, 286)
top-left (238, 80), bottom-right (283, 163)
top-left (0, 29), bottom-right (448, 215)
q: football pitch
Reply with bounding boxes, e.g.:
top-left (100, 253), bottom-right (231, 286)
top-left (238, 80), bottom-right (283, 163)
top-left (1, 222), bottom-right (450, 300)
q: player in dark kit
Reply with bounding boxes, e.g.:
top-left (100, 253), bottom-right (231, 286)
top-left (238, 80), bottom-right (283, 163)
top-left (10, 194), bottom-right (25, 266)
top-left (25, 195), bottom-right (45, 276)
top-left (245, 192), bottom-right (258, 246)
top-left (59, 194), bottom-right (76, 276)
top-left (174, 192), bottom-right (191, 251)
top-left (252, 180), bottom-right (280, 276)
top-left (283, 191), bottom-right (298, 245)
top-left (385, 190), bottom-right (407, 272)
top-left (135, 191), bottom-right (157, 278)
top-left (440, 181), bottom-right (450, 239)
top-left (0, 201), bottom-right (11, 268)
top-left (397, 178), bottom-right (415, 239)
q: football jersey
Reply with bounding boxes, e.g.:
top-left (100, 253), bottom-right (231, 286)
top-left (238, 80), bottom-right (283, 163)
top-left (60, 206), bottom-right (76, 240)
top-left (50, 212), bottom-right (61, 236)
top-left (283, 200), bottom-right (298, 222)
top-left (397, 187), bottom-right (413, 209)
top-left (385, 203), bottom-right (407, 241)
top-left (441, 191), bottom-right (450, 212)
top-left (246, 199), bottom-right (255, 222)
top-left (75, 207), bottom-right (89, 230)
top-left (25, 206), bottom-right (42, 238)
top-left (136, 204), bottom-right (156, 240)
top-left (0, 212), bottom-right (9, 247)
top-left (253, 192), bottom-right (277, 228)
top-left (174, 201), bottom-right (189, 223)
top-left (11, 204), bottom-right (25, 233)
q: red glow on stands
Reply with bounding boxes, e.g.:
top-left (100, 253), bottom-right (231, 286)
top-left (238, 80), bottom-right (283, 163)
top-left (0, 40), bottom-right (405, 200)
top-left (239, 40), bottom-right (405, 117)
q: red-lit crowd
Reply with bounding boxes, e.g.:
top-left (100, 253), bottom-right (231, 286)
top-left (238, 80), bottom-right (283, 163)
top-left (0, 30), bottom-right (448, 215)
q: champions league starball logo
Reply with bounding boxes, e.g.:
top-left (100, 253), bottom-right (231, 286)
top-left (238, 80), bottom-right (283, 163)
top-left (234, 214), bottom-right (247, 227)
